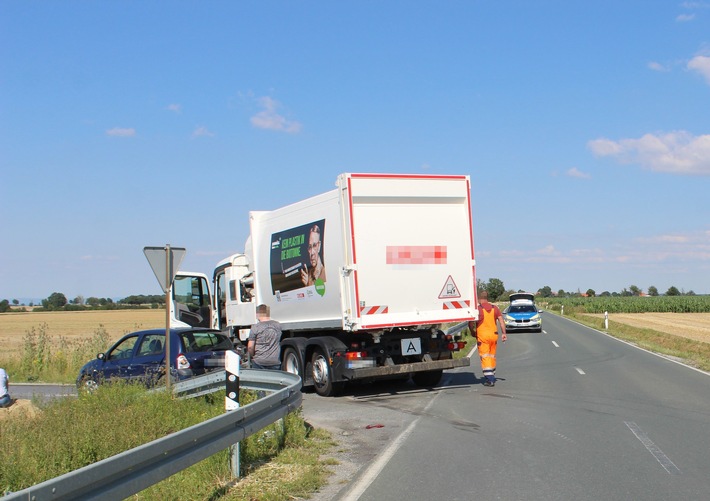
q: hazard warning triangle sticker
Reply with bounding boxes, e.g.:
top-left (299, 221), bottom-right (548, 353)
top-left (438, 275), bottom-right (461, 299)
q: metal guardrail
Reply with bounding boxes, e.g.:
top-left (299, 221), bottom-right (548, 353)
top-left (446, 320), bottom-right (470, 337)
top-left (3, 369), bottom-right (302, 501)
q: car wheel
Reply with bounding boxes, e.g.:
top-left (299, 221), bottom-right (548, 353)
top-left (78, 376), bottom-right (99, 393)
top-left (311, 348), bottom-right (343, 397)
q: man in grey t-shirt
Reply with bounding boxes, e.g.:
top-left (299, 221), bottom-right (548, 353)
top-left (247, 304), bottom-right (282, 370)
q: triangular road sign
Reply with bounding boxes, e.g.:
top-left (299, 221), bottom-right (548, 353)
top-left (144, 246), bottom-right (186, 292)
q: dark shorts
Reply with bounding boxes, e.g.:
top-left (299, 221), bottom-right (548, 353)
top-left (251, 362), bottom-right (282, 370)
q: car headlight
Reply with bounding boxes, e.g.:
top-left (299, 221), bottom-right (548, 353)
top-left (531, 314), bottom-right (540, 321)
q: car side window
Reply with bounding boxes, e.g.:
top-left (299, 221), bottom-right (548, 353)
top-left (107, 336), bottom-right (139, 361)
top-left (137, 335), bottom-right (164, 357)
top-left (181, 332), bottom-right (232, 352)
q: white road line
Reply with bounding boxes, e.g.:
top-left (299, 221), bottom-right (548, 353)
top-left (574, 367), bottom-right (586, 375)
top-left (340, 383), bottom-right (444, 501)
top-left (552, 341), bottom-right (560, 348)
top-left (624, 421), bottom-right (681, 475)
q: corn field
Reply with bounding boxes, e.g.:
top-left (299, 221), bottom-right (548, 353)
top-left (540, 296), bottom-right (710, 314)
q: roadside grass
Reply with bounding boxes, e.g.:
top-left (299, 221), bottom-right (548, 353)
top-left (551, 309), bottom-right (710, 372)
top-left (0, 383), bottom-right (336, 499)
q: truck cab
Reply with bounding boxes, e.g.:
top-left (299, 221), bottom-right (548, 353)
top-left (212, 254), bottom-right (257, 342)
top-left (170, 272), bottom-right (214, 329)
top-left (172, 256), bottom-right (259, 342)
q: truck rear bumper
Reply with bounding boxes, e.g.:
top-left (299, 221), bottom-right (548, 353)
top-left (345, 356), bottom-right (470, 379)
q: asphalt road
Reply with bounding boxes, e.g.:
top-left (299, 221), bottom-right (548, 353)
top-left (302, 312), bottom-right (710, 501)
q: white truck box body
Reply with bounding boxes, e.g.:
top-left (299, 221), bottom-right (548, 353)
top-left (249, 173), bottom-right (477, 331)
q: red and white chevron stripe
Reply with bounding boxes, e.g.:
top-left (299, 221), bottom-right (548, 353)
top-left (360, 305), bottom-right (389, 315)
top-left (443, 300), bottom-right (470, 310)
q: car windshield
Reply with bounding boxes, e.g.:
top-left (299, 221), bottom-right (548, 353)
top-left (180, 331), bottom-right (233, 352)
top-left (510, 304), bottom-right (536, 313)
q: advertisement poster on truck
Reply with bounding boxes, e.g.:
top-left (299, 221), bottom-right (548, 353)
top-left (270, 219), bottom-right (327, 301)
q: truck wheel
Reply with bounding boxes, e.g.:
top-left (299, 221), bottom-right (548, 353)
top-left (311, 349), bottom-right (343, 397)
top-left (282, 346), bottom-right (303, 379)
top-left (412, 370), bottom-right (443, 387)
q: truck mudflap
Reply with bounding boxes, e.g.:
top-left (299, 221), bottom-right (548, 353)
top-left (344, 356), bottom-right (470, 379)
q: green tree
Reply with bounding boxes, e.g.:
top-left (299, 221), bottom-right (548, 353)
top-left (12, 299), bottom-right (19, 306)
top-left (483, 278), bottom-right (506, 302)
top-left (648, 286), bottom-right (659, 297)
top-left (45, 292), bottom-right (68, 309)
top-left (538, 285), bottom-right (553, 298)
top-left (629, 285), bottom-right (642, 296)
top-left (557, 289), bottom-right (566, 297)
top-left (0, 299), bottom-right (10, 313)
top-left (586, 289), bottom-right (596, 297)
top-left (666, 286), bottom-right (681, 296)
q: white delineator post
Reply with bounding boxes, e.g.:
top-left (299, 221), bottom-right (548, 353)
top-left (604, 311), bottom-right (609, 330)
top-left (225, 350), bottom-right (240, 478)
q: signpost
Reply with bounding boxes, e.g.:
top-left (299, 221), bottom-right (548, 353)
top-left (144, 245), bottom-right (186, 391)
top-left (225, 350), bottom-right (241, 478)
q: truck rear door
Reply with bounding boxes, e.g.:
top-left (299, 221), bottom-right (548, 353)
top-left (340, 173), bottom-right (476, 330)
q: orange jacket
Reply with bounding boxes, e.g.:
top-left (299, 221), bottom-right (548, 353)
top-left (469, 303), bottom-right (502, 340)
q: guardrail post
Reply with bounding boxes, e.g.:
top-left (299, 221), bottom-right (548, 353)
top-left (225, 350), bottom-right (240, 478)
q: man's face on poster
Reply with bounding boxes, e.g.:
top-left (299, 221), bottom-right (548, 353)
top-left (308, 230), bottom-right (321, 267)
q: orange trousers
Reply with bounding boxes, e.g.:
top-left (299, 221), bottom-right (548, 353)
top-left (477, 332), bottom-right (498, 382)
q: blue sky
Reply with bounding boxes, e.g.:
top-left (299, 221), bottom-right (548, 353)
top-left (2, 1), bottom-right (709, 301)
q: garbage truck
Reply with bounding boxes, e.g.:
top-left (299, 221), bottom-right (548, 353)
top-left (170, 173), bottom-right (477, 396)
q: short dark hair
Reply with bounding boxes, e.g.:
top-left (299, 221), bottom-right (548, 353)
top-left (256, 304), bottom-right (270, 316)
top-left (479, 290), bottom-right (489, 300)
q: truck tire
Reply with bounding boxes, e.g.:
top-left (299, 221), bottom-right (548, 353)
top-left (412, 370), bottom-right (443, 387)
top-left (282, 346), bottom-right (303, 380)
top-left (311, 348), bottom-right (343, 397)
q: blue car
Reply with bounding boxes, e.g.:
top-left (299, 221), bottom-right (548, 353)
top-left (503, 293), bottom-right (543, 333)
top-left (76, 328), bottom-right (234, 390)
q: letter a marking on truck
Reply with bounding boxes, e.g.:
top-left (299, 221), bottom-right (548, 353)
top-left (438, 275), bottom-right (461, 299)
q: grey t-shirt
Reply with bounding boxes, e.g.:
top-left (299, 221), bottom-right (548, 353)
top-left (248, 319), bottom-right (282, 366)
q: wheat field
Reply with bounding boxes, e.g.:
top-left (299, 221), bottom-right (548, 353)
top-left (0, 309), bottom-right (165, 357)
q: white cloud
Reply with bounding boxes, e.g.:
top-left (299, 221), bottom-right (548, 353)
top-left (688, 55), bottom-right (710, 85)
top-left (647, 61), bottom-right (669, 72)
top-left (192, 126), bottom-right (215, 138)
top-left (536, 245), bottom-right (560, 256)
top-left (106, 127), bottom-right (136, 137)
top-left (251, 96), bottom-right (302, 133)
top-left (588, 131), bottom-right (710, 175)
top-left (681, 1), bottom-right (710, 9)
top-left (566, 167), bottom-right (591, 179)
top-left (676, 13), bottom-right (696, 21)
top-left (166, 103), bottom-right (182, 113)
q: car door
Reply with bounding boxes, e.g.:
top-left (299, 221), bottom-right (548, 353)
top-left (131, 334), bottom-right (166, 385)
top-left (102, 334), bottom-right (140, 381)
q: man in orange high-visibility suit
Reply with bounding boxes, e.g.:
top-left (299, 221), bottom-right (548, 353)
top-left (468, 290), bottom-right (507, 387)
